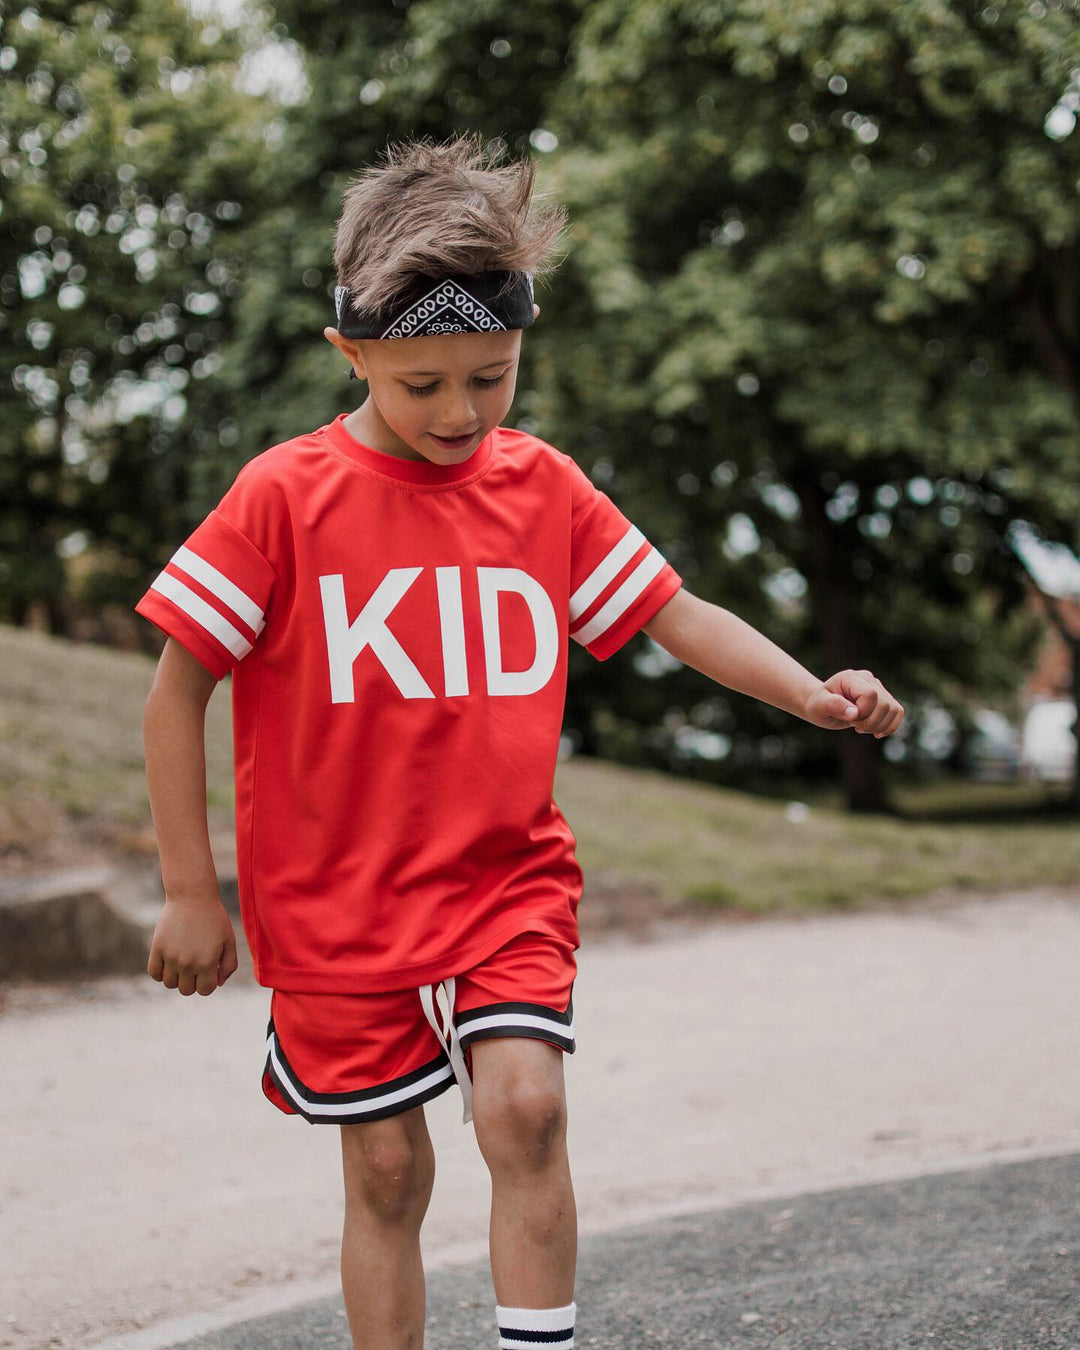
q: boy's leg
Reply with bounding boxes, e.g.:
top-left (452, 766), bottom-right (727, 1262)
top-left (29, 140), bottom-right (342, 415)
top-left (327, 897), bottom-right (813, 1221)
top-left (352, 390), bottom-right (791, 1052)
top-left (261, 986), bottom-right (453, 1350)
top-left (470, 1036), bottom-right (577, 1309)
top-left (340, 1104), bottom-right (436, 1350)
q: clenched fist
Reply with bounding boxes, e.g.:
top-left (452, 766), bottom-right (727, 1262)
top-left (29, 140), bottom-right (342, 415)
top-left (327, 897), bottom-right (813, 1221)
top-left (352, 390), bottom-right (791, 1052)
top-left (147, 895), bottom-right (239, 996)
top-left (804, 670), bottom-right (905, 739)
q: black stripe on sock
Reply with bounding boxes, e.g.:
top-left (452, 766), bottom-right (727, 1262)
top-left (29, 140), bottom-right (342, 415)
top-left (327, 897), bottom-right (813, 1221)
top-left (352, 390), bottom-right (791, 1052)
top-left (498, 1329), bottom-right (573, 1344)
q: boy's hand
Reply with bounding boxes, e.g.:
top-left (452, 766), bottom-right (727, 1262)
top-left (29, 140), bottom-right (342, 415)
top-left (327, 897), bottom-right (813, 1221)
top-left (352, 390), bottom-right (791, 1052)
top-left (804, 670), bottom-right (905, 739)
top-left (147, 895), bottom-right (239, 996)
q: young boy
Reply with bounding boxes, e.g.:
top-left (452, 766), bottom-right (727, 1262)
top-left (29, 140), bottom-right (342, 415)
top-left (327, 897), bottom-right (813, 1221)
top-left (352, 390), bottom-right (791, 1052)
top-left (136, 136), bottom-right (903, 1350)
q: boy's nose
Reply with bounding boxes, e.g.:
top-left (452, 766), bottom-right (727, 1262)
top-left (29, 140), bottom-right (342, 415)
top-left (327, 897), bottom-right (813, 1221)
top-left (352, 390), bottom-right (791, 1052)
top-left (436, 393), bottom-right (478, 435)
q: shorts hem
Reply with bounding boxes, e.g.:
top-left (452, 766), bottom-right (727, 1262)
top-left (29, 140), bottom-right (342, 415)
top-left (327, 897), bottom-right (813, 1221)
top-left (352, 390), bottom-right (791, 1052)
top-left (455, 994), bottom-right (575, 1055)
top-left (264, 1018), bottom-right (456, 1124)
top-left (461, 1024), bottom-right (576, 1055)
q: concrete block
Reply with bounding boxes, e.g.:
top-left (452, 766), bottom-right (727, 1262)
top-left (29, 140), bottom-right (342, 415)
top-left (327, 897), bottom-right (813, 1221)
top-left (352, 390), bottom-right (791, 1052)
top-left (0, 858), bottom-right (244, 980)
top-left (0, 867), bottom-right (150, 979)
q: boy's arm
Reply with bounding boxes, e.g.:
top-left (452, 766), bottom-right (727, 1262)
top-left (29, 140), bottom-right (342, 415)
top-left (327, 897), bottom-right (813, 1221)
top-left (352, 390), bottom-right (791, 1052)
top-left (643, 588), bottom-right (904, 737)
top-left (142, 637), bottom-right (238, 996)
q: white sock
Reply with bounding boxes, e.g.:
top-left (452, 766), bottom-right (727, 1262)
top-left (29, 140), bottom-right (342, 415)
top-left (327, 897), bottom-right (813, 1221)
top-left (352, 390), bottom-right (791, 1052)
top-left (495, 1301), bottom-right (576, 1348)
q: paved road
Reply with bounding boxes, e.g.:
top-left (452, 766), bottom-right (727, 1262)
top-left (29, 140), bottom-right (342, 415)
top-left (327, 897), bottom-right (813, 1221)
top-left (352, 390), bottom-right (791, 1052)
top-left (22, 891), bottom-right (1080, 1348)
top-left (172, 1150), bottom-right (1080, 1349)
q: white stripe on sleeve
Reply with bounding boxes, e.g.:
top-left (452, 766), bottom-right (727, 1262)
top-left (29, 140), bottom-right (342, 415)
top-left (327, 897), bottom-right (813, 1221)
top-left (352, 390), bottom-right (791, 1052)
top-left (172, 545), bottom-right (265, 634)
top-left (571, 546), bottom-right (667, 648)
top-left (569, 524), bottom-right (645, 622)
top-left (150, 570), bottom-right (254, 661)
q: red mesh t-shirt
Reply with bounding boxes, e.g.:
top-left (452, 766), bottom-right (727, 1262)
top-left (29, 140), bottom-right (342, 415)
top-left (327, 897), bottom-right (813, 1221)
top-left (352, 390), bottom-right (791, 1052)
top-left (135, 413), bottom-right (683, 992)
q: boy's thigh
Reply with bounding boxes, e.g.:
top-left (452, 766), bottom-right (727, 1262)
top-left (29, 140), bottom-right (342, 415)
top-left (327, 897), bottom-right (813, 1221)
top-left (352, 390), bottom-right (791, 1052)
top-left (469, 1034), bottom-right (567, 1113)
top-left (263, 984), bottom-right (453, 1125)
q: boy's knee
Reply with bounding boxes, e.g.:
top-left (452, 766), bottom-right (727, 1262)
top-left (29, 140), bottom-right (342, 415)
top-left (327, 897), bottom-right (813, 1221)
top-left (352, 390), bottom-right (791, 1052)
top-left (341, 1119), bottom-right (433, 1219)
top-left (476, 1079), bottom-right (567, 1166)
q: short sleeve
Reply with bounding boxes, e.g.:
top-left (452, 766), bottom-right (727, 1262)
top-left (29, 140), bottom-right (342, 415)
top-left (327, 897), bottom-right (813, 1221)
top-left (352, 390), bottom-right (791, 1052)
top-left (567, 458), bottom-right (682, 662)
top-left (134, 470), bottom-right (278, 680)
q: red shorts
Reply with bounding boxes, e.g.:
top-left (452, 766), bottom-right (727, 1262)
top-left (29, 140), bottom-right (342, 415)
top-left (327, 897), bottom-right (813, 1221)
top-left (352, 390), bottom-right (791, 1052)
top-left (262, 931), bottom-right (577, 1125)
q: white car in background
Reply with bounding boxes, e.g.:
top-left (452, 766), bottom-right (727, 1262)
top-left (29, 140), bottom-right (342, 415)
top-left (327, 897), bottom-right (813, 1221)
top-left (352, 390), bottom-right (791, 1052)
top-left (963, 708), bottom-right (1021, 782)
top-left (1020, 699), bottom-right (1078, 783)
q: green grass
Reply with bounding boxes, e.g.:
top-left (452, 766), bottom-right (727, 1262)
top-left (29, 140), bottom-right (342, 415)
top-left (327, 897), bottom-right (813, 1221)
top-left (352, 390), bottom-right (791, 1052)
top-left (2, 621), bottom-right (1078, 914)
top-left (0, 622), bottom-right (234, 862)
top-left (553, 758), bottom-right (1079, 915)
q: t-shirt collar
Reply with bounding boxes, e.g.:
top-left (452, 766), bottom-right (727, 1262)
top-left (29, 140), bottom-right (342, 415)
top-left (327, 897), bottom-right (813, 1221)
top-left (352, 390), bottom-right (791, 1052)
top-left (323, 412), bottom-right (494, 486)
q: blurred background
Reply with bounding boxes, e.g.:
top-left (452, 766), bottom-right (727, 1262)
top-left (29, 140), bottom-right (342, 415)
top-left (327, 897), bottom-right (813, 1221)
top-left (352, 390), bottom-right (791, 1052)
top-left (3, 0), bottom-right (1080, 918)
top-left (5, 7), bottom-right (1080, 1348)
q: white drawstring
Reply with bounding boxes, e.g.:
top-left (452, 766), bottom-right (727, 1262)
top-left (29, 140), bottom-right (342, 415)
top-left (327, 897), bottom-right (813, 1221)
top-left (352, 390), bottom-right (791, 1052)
top-left (419, 977), bottom-right (473, 1124)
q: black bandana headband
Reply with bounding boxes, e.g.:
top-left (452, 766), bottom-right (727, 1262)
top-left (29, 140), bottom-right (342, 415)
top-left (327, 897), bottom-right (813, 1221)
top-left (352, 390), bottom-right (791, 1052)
top-left (334, 270), bottom-right (535, 377)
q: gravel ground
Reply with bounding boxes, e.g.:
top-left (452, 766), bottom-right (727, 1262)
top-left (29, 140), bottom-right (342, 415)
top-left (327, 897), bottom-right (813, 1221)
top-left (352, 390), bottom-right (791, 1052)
top-left (169, 1149), bottom-right (1080, 1349)
top-left (4, 885), bottom-right (1080, 1349)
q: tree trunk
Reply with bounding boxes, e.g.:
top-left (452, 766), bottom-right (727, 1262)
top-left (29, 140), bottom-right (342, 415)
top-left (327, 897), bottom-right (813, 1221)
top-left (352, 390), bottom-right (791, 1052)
top-left (43, 582), bottom-right (68, 638)
top-left (1019, 250), bottom-right (1080, 424)
top-left (789, 463), bottom-right (893, 814)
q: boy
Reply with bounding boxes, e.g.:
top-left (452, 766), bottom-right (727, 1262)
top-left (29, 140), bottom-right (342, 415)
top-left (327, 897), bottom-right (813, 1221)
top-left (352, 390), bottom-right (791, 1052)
top-left (136, 136), bottom-right (903, 1350)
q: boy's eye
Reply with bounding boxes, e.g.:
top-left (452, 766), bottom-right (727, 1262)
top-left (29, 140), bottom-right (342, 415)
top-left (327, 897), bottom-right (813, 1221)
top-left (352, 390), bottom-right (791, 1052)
top-left (403, 373), bottom-right (507, 398)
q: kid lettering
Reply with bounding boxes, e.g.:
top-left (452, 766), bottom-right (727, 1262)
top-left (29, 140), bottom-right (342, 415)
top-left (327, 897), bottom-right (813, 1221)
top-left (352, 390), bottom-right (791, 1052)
top-left (319, 564), bottom-right (560, 703)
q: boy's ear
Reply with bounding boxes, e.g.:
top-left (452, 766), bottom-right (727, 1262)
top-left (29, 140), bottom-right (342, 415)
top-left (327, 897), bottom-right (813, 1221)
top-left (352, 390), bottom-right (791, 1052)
top-left (532, 303), bottom-right (540, 320)
top-left (323, 326), bottom-right (366, 380)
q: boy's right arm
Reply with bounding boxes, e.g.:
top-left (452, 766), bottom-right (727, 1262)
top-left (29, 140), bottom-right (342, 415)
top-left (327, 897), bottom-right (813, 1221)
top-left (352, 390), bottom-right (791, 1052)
top-left (142, 637), bottom-right (238, 996)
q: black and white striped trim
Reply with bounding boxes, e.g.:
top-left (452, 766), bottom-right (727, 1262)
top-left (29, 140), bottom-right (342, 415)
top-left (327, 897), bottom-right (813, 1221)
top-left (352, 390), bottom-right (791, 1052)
top-left (455, 995), bottom-right (575, 1055)
top-left (496, 1301), bottom-right (576, 1348)
top-left (264, 1017), bottom-right (455, 1123)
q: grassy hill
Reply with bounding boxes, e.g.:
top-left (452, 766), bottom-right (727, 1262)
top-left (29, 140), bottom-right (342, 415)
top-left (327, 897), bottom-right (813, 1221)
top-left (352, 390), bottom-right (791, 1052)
top-left (2, 622), bottom-right (1078, 914)
top-left (0, 624), bottom-right (235, 875)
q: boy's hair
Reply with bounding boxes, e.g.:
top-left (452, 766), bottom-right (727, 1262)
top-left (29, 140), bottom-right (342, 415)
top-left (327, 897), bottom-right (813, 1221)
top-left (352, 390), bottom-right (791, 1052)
top-left (332, 134), bottom-right (566, 316)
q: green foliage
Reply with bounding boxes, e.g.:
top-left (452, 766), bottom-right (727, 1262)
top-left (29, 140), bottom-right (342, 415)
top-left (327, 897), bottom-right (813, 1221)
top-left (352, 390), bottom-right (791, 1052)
top-left (0, 0), bottom-right (275, 633)
top-left (5, 0), bottom-right (1079, 806)
top-left (529, 0), bottom-right (1080, 789)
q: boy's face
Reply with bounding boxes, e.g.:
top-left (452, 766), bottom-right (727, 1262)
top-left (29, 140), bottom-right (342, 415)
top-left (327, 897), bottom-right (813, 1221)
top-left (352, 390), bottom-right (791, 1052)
top-left (324, 310), bottom-right (537, 465)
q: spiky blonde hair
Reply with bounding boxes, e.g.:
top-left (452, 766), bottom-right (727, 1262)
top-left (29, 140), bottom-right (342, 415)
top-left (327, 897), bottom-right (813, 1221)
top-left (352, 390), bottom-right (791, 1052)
top-left (332, 134), bottom-right (566, 317)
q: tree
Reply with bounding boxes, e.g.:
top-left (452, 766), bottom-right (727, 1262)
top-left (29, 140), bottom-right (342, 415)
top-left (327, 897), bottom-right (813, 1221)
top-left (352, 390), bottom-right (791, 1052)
top-left (528, 0), bottom-right (1080, 810)
top-left (1, 0), bottom-right (274, 634)
top-left (11, 0), bottom-right (1079, 814)
top-left (3, 0), bottom-right (587, 631)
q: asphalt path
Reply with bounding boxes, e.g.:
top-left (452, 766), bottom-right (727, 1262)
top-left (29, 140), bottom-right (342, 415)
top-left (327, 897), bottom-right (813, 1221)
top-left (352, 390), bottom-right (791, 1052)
top-left (171, 1150), bottom-right (1080, 1349)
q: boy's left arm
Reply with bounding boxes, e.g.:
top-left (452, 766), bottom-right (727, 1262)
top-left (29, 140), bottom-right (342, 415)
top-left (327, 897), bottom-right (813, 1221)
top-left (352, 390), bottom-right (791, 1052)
top-left (643, 588), bottom-right (904, 738)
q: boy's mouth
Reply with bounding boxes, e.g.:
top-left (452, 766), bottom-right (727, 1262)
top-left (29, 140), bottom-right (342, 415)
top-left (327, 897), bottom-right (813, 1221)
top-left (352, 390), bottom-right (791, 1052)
top-left (428, 430), bottom-right (479, 452)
